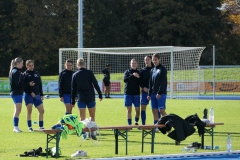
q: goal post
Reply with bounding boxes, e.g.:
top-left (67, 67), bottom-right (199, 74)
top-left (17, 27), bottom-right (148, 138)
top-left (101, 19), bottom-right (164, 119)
top-left (59, 46), bottom-right (205, 99)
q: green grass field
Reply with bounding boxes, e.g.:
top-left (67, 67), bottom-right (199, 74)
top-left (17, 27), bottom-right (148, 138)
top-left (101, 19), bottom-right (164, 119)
top-left (0, 98), bottom-right (239, 159)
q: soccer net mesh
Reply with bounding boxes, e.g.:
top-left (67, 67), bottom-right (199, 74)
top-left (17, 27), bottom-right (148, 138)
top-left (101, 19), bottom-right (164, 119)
top-left (198, 65), bottom-right (240, 97)
top-left (59, 46), bottom-right (205, 99)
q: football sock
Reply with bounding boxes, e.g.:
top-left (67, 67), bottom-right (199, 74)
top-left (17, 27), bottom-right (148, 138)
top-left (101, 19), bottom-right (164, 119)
top-left (27, 120), bottom-right (32, 127)
top-left (39, 121), bottom-right (43, 128)
top-left (13, 117), bottom-right (19, 127)
top-left (141, 110), bottom-right (146, 125)
top-left (127, 119), bottom-right (132, 125)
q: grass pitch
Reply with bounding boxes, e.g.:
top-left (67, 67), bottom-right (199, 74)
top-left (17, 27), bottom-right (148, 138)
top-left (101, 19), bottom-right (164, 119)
top-left (0, 98), bottom-right (239, 159)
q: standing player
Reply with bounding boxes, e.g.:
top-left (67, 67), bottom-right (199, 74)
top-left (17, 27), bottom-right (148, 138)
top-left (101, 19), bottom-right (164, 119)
top-left (71, 58), bottom-right (102, 139)
top-left (102, 64), bottom-right (111, 98)
top-left (139, 56), bottom-right (153, 125)
top-left (147, 54), bottom-right (168, 122)
top-left (58, 59), bottom-right (74, 114)
top-left (23, 60), bottom-right (45, 131)
top-left (9, 57), bottom-right (35, 132)
top-left (124, 59), bottom-right (140, 125)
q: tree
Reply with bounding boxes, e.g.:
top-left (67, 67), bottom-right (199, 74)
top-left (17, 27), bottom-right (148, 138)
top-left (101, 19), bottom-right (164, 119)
top-left (0, 0), bottom-right (15, 76)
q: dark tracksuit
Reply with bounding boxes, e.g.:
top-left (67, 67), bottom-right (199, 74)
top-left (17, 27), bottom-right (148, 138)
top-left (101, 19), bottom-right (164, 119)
top-left (58, 69), bottom-right (74, 97)
top-left (9, 67), bottom-right (25, 95)
top-left (148, 64), bottom-right (167, 96)
top-left (23, 70), bottom-right (43, 96)
top-left (139, 66), bottom-right (153, 92)
top-left (102, 68), bottom-right (110, 86)
top-left (71, 68), bottom-right (102, 105)
top-left (124, 68), bottom-right (140, 95)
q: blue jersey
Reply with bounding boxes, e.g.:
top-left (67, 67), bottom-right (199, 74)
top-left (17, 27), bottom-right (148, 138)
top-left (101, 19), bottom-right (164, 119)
top-left (148, 64), bottom-right (167, 95)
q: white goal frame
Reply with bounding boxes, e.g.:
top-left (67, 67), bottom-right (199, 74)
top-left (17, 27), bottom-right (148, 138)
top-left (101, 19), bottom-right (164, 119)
top-left (59, 46), bottom-right (205, 99)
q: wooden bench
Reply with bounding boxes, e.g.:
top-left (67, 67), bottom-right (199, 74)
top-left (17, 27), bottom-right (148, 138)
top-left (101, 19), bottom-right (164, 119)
top-left (35, 123), bottom-right (224, 158)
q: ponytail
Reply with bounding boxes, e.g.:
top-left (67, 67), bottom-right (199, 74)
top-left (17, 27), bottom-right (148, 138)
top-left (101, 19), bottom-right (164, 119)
top-left (9, 57), bottom-right (23, 76)
top-left (9, 60), bottom-right (15, 76)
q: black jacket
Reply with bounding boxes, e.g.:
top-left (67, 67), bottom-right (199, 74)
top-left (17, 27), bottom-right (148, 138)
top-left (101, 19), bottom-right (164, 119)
top-left (9, 67), bottom-right (25, 95)
top-left (139, 66), bottom-right (152, 91)
top-left (185, 114), bottom-right (206, 137)
top-left (23, 70), bottom-right (43, 96)
top-left (124, 68), bottom-right (140, 95)
top-left (102, 68), bottom-right (110, 80)
top-left (148, 64), bottom-right (167, 96)
top-left (157, 114), bottom-right (195, 141)
top-left (71, 68), bottom-right (102, 104)
top-left (58, 69), bottom-right (74, 97)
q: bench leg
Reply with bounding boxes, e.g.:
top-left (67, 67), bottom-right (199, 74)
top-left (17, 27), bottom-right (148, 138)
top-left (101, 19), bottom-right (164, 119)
top-left (141, 129), bottom-right (155, 153)
top-left (113, 129), bottom-right (128, 155)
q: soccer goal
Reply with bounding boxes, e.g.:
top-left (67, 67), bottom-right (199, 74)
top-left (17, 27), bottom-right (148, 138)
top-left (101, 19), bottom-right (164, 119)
top-left (59, 46), bottom-right (205, 99)
top-left (198, 65), bottom-right (240, 98)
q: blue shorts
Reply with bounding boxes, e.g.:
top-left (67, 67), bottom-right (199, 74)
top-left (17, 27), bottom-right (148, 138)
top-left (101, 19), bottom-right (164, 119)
top-left (63, 94), bottom-right (71, 104)
top-left (141, 92), bottom-right (149, 105)
top-left (10, 94), bottom-right (23, 104)
top-left (124, 94), bottom-right (140, 107)
top-left (150, 94), bottom-right (166, 110)
top-left (77, 101), bottom-right (96, 109)
top-left (24, 93), bottom-right (43, 107)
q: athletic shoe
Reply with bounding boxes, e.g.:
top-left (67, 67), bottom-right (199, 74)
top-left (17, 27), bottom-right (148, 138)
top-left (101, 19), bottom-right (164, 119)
top-left (135, 122), bottom-right (139, 125)
top-left (155, 127), bottom-right (160, 132)
top-left (71, 150), bottom-right (87, 157)
top-left (82, 132), bottom-right (88, 140)
top-left (13, 127), bottom-right (22, 133)
top-left (28, 128), bottom-right (34, 132)
top-left (39, 127), bottom-right (44, 130)
top-left (90, 134), bottom-right (97, 140)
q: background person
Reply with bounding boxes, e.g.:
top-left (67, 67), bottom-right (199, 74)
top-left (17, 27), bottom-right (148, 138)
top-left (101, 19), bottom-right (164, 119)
top-left (9, 57), bottom-right (35, 132)
top-left (58, 59), bottom-right (74, 114)
top-left (124, 59), bottom-right (140, 125)
top-left (139, 56), bottom-right (153, 125)
top-left (23, 60), bottom-right (44, 131)
top-left (147, 54), bottom-right (168, 123)
top-left (71, 58), bottom-right (102, 139)
top-left (102, 64), bottom-right (111, 98)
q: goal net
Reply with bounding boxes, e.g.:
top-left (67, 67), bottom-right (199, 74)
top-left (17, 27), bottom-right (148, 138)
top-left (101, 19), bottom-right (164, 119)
top-left (198, 65), bottom-right (240, 98)
top-left (59, 46), bottom-right (205, 99)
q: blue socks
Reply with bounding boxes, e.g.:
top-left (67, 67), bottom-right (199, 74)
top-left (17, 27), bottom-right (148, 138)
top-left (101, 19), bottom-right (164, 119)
top-left (13, 117), bottom-right (19, 126)
top-left (154, 120), bottom-right (158, 125)
top-left (141, 111), bottom-right (146, 125)
top-left (39, 121), bottom-right (43, 128)
top-left (127, 119), bottom-right (132, 125)
top-left (27, 120), bottom-right (32, 127)
top-left (135, 117), bottom-right (139, 124)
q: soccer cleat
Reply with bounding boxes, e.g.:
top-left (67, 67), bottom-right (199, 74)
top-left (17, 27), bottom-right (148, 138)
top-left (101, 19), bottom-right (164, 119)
top-left (82, 132), bottom-right (88, 140)
top-left (135, 122), bottom-right (139, 125)
top-left (71, 150), bottom-right (87, 157)
top-left (155, 127), bottom-right (160, 132)
top-left (39, 127), bottom-right (44, 130)
top-left (13, 127), bottom-right (22, 133)
top-left (28, 128), bottom-right (34, 132)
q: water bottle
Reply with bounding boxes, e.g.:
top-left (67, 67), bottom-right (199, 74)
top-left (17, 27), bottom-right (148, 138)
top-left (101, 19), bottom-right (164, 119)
top-left (209, 107), bottom-right (214, 124)
top-left (227, 133), bottom-right (232, 152)
top-left (181, 147), bottom-right (196, 153)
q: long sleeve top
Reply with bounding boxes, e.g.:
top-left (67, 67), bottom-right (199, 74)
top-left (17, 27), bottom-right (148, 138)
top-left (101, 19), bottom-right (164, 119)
top-left (148, 64), bottom-right (167, 95)
top-left (58, 69), bottom-right (74, 97)
top-left (9, 67), bottom-right (25, 95)
top-left (23, 70), bottom-right (43, 96)
top-left (124, 68), bottom-right (140, 95)
top-left (71, 68), bottom-right (102, 104)
top-left (139, 66), bottom-right (153, 91)
top-left (102, 68), bottom-right (110, 80)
